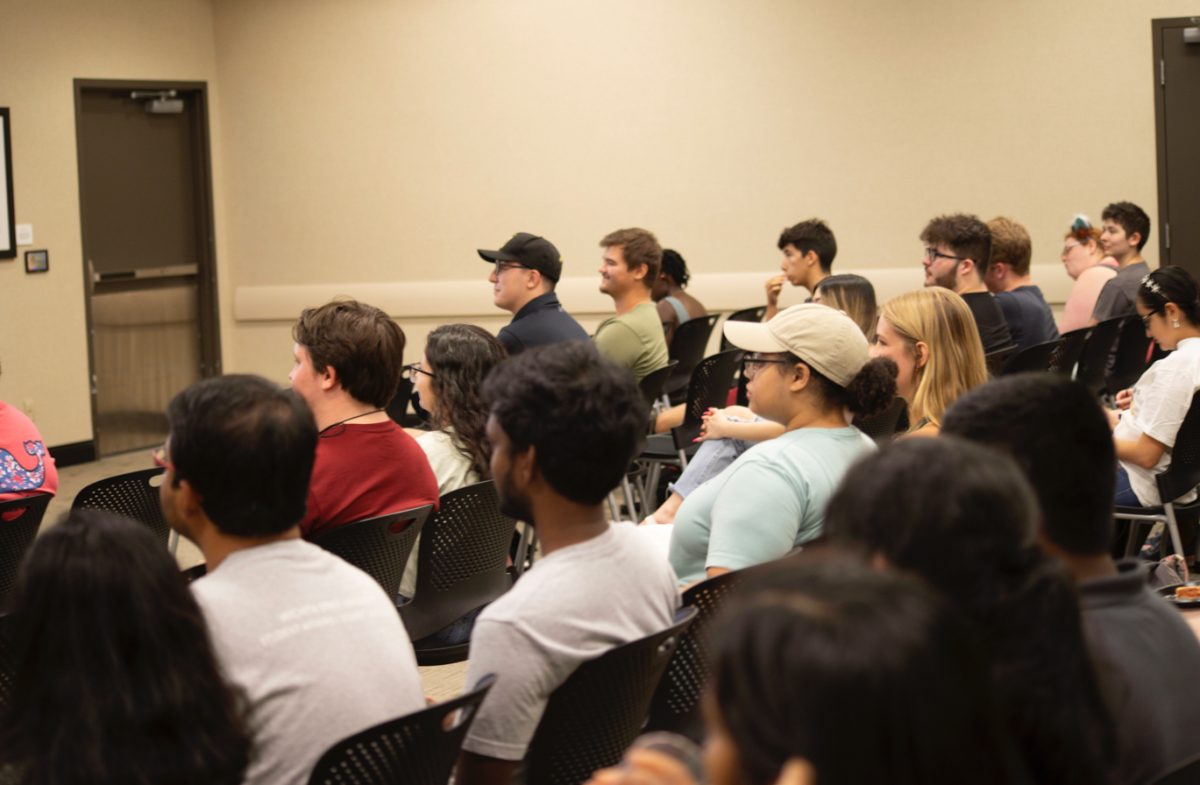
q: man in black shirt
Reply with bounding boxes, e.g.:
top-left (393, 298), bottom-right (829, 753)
top-left (479, 232), bottom-right (588, 355)
top-left (919, 213), bottom-right (1013, 354)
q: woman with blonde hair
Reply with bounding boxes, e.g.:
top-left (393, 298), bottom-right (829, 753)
top-left (870, 288), bottom-right (988, 438)
top-left (812, 273), bottom-right (878, 340)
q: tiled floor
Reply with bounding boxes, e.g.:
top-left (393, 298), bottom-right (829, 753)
top-left (49, 449), bottom-right (470, 701)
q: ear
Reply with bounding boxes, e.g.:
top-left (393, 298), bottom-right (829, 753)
top-left (1129, 231), bottom-right (1143, 249)
top-left (958, 258), bottom-right (977, 279)
top-left (512, 443), bottom-right (539, 488)
top-left (774, 759), bottom-right (817, 785)
top-left (526, 269), bottom-right (543, 291)
top-left (1164, 302), bottom-right (1182, 321)
top-left (787, 361), bottom-right (812, 393)
top-left (318, 363), bottom-right (339, 393)
top-left (803, 249), bottom-right (821, 268)
top-left (988, 261), bottom-right (1007, 281)
top-left (630, 262), bottom-right (648, 283)
top-left (176, 478), bottom-right (207, 521)
top-left (913, 340), bottom-right (930, 370)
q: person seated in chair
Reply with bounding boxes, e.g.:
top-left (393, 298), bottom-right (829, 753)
top-left (652, 248), bottom-right (707, 345)
top-left (455, 343), bottom-right (679, 785)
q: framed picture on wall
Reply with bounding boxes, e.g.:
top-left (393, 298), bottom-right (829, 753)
top-left (0, 108), bottom-right (14, 260)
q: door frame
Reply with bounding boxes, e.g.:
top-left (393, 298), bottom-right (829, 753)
top-left (73, 78), bottom-right (223, 454)
top-left (1152, 16), bottom-right (1200, 268)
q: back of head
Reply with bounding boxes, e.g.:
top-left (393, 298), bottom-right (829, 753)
top-left (1102, 201), bottom-right (1151, 251)
top-left (292, 299), bottom-right (406, 407)
top-left (710, 557), bottom-right (1013, 785)
top-left (0, 509), bottom-right (249, 785)
top-left (879, 288), bottom-right (987, 425)
top-left (813, 273), bottom-right (877, 338)
top-left (483, 341), bottom-right (647, 505)
top-left (941, 374), bottom-right (1115, 555)
top-left (425, 323), bottom-right (507, 478)
top-left (659, 248), bottom-right (689, 288)
top-left (776, 218), bottom-right (837, 272)
top-left (600, 227), bottom-right (663, 285)
top-left (1138, 265), bottom-right (1200, 326)
top-left (986, 216), bottom-right (1032, 276)
top-left (920, 213), bottom-right (992, 275)
top-left (167, 374), bottom-right (317, 537)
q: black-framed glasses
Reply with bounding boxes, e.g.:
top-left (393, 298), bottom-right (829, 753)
top-left (493, 261), bottom-right (529, 275)
top-left (1140, 310), bottom-right (1161, 328)
top-left (741, 354), bottom-right (793, 377)
top-left (923, 246), bottom-right (967, 264)
top-left (403, 362), bottom-right (435, 380)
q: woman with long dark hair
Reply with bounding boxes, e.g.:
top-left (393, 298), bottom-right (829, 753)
top-left (0, 509), bottom-right (250, 785)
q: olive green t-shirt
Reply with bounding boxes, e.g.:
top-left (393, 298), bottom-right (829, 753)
top-left (593, 302), bottom-right (669, 382)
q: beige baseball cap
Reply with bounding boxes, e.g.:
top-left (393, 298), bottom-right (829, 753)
top-left (723, 303), bottom-right (869, 387)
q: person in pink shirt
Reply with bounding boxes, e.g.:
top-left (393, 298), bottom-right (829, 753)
top-left (1059, 215), bottom-right (1119, 333)
top-left (0, 398), bottom-right (57, 503)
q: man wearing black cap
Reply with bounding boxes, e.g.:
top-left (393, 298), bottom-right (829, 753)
top-left (479, 232), bottom-right (588, 355)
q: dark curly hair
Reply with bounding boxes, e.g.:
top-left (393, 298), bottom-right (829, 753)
top-left (425, 324), bottom-right (507, 479)
top-left (796, 355), bottom-right (897, 419)
top-left (1102, 201), bottom-right (1151, 251)
top-left (483, 342), bottom-right (647, 505)
top-left (659, 249), bottom-right (690, 288)
top-left (920, 214), bottom-right (992, 275)
top-left (0, 510), bottom-right (251, 785)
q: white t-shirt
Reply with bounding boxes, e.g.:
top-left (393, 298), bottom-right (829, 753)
top-left (193, 540), bottom-right (425, 785)
top-left (462, 525), bottom-right (679, 760)
top-left (1114, 337), bottom-right (1200, 505)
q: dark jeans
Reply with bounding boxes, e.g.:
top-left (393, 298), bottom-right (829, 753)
top-left (1114, 464), bottom-right (1142, 507)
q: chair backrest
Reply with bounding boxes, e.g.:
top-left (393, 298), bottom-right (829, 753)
top-left (645, 571), bottom-right (744, 740)
top-left (983, 345), bottom-right (1015, 378)
top-left (1107, 314), bottom-right (1155, 393)
top-left (524, 606), bottom-right (698, 785)
top-left (1156, 391), bottom-right (1200, 505)
top-left (0, 494), bottom-right (53, 609)
top-left (72, 467), bottom-right (170, 545)
top-left (385, 376), bottom-right (416, 426)
top-left (1075, 316), bottom-right (1124, 395)
top-left (400, 481), bottom-right (517, 642)
top-left (999, 339), bottom-right (1062, 375)
top-left (638, 360), bottom-right (679, 411)
top-left (0, 613), bottom-right (14, 712)
top-left (313, 505), bottom-right (433, 596)
top-left (720, 306), bottom-right (768, 351)
top-left (1049, 326), bottom-right (1091, 376)
top-left (307, 675), bottom-right (495, 785)
top-left (666, 314), bottom-right (720, 391)
top-left (672, 351), bottom-right (743, 449)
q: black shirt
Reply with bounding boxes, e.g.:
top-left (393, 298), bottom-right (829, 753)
top-left (498, 293), bottom-right (588, 355)
top-left (960, 291), bottom-right (1014, 354)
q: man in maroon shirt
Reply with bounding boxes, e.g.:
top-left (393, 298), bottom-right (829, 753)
top-left (290, 299), bottom-right (438, 537)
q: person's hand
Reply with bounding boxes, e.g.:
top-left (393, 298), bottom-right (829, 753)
top-left (697, 407), bottom-right (731, 442)
top-left (1105, 407), bottom-right (1121, 431)
top-left (765, 274), bottom-right (785, 308)
top-left (1115, 388), bottom-right (1134, 411)
top-left (585, 749), bottom-right (698, 785)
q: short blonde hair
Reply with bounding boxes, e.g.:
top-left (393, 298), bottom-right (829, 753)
top-left (880, 288), bottom-right (988, 427)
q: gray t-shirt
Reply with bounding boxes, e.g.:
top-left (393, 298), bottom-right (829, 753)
top-left (462, 525), bottom-right (679, 760)
top-left (1092, 261), bottom-right (1150, 322)
top-left (193, 539), bottom-right (426, 785)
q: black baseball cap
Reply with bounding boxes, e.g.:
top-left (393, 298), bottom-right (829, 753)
top-left (478, 232), bottom-right (563, 282)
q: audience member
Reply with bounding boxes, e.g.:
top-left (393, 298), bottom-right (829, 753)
top-left (402, 323), bottom-right (506, 598)
top-left (943, 373), bottom-right (1200, 785)
top-left (456, 342), bottom-right (678, 785)
top-left (667, 304), bottom-right (894, 586)
top-left (1092, 201), bottom-right (1152, 323)
top-left (764, 218), bottom-right (835, 320)
top-left (0, 509), bottom-right (249, 785)
top-left (594, 228), bottom-right (670, 382)
top-left (589, 559), bottom-right (1020, 785)
top-left (289, 299), bottom-right (438, 537)
top-left (652, 248), bottom-right (707, 344)
top-left (162, 374), bottom-right (426, 785)
top-left (1060, 214), bottom-right (1118, 332)
top-left (984, 216), bottom-right (1059, 350)
top-left (825, 438), bottom-right (1117, 785)
top-left (870, 288), bottom-right (987, 437)
top-left (920, 213), bottom-right (1013, 353)
top-left (479, 232), bottom-right (588, 354)
top-left (0, 381), bottom-right (57, 502)
top-left (812, 272), bottom-right (877, 338)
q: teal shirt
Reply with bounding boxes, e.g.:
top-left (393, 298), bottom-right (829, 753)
top-left (668, 426), bottom-right (875, 585)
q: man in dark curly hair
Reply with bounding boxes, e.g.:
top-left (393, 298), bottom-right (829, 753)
top-left (920, 213), bottom-right (1013, 354)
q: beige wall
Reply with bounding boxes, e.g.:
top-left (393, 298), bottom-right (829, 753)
top-left (4, 0), bottom-right (1198, 444)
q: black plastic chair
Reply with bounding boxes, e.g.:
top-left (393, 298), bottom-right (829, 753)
top-left (983, 345), bottom-right (1015, 378)
top-left (1049, 326), bottom-right (1090, 376)
top-left (638, 360), bottom-right (679, 415)
top-left (0, 613), bottom-right (14, 711)
top-left (307, 675), bottom-right (495, 785)
top-left (1075, 316), bottom-right (1124, 396)
top-left (313, 505), bottom-right (434, 597)
top-left (1000, 338), bottom-right (1062, 375)
top-left (665, 314), bottom-right (720, 400)
top-left (0, 494), bottom-right (53, 609)
top-left (523, 607), bottom-right (698, 785)
top-left (398, 482), bottom-right (517, 665)
top-left (385, 376), bottom-right (416, 426)
top-left (1107, 314), bottom-right (1155, 394)
top-left (645, 571), bottom-right (744, 742)
top-left (720, 306), bottom-right (768, 351)
top-left (72, 467), bottom-right (172, 548)
top-left (1114, 390), bottom-right (1200, 560)
top-left (1149, 752), bottom-right (1200, 785)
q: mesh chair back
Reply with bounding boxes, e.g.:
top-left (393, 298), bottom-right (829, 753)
top-left (313, 506), bottom-right (433, 596)
top-left (0, 613), bottom-right (14, 711)
top-left (672, 351), bottom-right (743, 449)
top-left (401, 481), bottom-right (517, 643)
top-left (1075, 316), bottom-right (1124, 396)
top-left (645, 571), bottom-right (743, 741)
top-left (72, 468), bottom-right (170, 545)
top-left (720, 306), bottom-right (768, 351)
top-left (1155, 391), bottom-right (1200, 504)
top-left (984, 345), bottom-right (1015, 378)
top-left (0, 494), bottom-right (52, 609)
top-left (1000, 339), bottom-right (1062, 375)
top-left (307, 675), bottom-right (495, 785)
top-left (638, 361), bottom-right (678, 411)
top-left (666, 314), bottom-right (720, 394)
top-left (1108, 315), bottom-right (1154, 393)
top-left (1050, 326), bottom-right (1090, 376)
top-left (524, 607), bottom-right (698, 785)
top-left (852, 397), bottom-right (908, 444)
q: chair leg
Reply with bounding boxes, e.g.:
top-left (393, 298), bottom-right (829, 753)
top-left (621, 477), bottom-right (640, 521)
top-left (169, 529), bottom-right (180, 555)
top-left (607, 493), bottom-right (621, 522)
top-left (1166, 505), bottom-right (1186, 559)
top-left (1124, 520), bottom-right (1141, 558)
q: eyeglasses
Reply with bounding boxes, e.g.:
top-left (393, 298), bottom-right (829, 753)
top-left (923, 247), bottom-right (967, 264)
top-left (403, 363), bottom-right (435, 380)
top-left (493, 261), bottom-right (529, 275)
top-left (1140, 310), bottom-right (1160, 328)
top-left (741, 354), bottom-right (794, 378)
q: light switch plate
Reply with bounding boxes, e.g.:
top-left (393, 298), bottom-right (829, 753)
top-left (15, 224), bottom-right (33, 245)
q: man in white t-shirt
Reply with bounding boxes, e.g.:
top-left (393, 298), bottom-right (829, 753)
top-left (455, 343), bottom-right (679, 785)
top-left (160, 374), bottom-right (426, 785)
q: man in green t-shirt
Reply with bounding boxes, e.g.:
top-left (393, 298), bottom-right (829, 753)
top-left (593, 227), bottom-right (669, 382)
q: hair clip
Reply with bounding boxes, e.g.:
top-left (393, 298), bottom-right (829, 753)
top-left (1070, 214), bottom-right (1092, 232)
top-left (1140, 274), bottom-right (1164, 297)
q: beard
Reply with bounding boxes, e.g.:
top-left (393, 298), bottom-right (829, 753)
top-left (931, 265), bottom-right (958, 290)
top-left (495, 468), bottom-right (534, 524)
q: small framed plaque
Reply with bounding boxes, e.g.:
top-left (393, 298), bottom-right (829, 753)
top-left (24, 249), bottom-right (48, 273)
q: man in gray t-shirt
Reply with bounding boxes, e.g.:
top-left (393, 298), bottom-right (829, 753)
top-left (1091, 201), bottom-right (1153, 323)
top-left (456, 343), bottom-right (679, 785)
